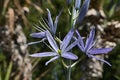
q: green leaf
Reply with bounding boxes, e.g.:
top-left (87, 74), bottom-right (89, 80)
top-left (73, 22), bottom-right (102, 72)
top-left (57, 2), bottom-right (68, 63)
top-left (5, 61), bottom-right (13, 80)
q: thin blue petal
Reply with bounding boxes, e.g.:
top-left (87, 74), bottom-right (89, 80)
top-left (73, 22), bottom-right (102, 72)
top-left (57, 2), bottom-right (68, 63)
top-left (27, 38), bottom-right (46, 45)
top-left (78, 44), bottom-right (85, 52)
top-left (53, 17), bottom-right (58, 35)
top-left (77, 0), bottom-right (90, 24)
top-left (53, 9), bottom-right (62, 35)
top-left (89, 55), bottom-right (111, 66)
top-left (45, 56), bottom-right (59, 66)
top-left (65, 38), bottom-right (80, 52)
top-left (89, 48), bottom-right (113, 55)
top-left (47, 9), bottom-right (54, 32)
top-left (46, 31), bottom-right (59, 52)
top-left (30, 32), bottom-right (46, 38)
top-left (76, 30), bottom-right (84, 49)
top-left (60, 29), bottom-right (74, 51)
top-left (85, 27), bottom-right (95, 51)
top-left (29, 52), bottom-right (57, 57)
top-left (62, 52), bottom-right (78, 60)
top-left (75, 0), bottom-right (81, 9)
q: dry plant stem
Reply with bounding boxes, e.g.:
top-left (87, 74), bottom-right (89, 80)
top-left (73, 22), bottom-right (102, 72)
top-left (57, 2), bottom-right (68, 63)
top-left (14, 0), bottom-right (29, 27)
top-left (8, 8), bottom-right (14, 33)
top-left (0, 7), bottom-right (32, 80)
top-left (2, 0), bottom-right (10, 15)
top-left (25, 0), bottom-right (43, 13)
top-left (36, 67), bottom-right (52, 80)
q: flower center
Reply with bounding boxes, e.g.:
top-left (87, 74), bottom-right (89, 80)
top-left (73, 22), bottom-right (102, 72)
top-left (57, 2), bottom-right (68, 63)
top-left (58, 49), bottom-right (62, 55)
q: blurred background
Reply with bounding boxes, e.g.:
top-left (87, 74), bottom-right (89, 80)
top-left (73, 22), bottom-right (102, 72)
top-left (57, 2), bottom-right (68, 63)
top-left (0, 0), bottom-right (120, 80)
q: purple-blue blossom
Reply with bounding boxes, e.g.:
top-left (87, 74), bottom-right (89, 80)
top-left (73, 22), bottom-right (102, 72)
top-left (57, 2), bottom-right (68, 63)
top-left (70, 0), bottom-right (90, 28)
top-left (28, 9), bottom-right (62, 45)
top-left (30, 29), bottom-right (78, 65)
top-left (77, 0), bottom-right (90, 24)
top-left (75, 27), bottom-right (113, 66)
top-left (47, 9), bottom-right (62, 35)
top-left (75, 0), bottom-right (81, 10)
top-left (30, 8), bottom-right (62, 39)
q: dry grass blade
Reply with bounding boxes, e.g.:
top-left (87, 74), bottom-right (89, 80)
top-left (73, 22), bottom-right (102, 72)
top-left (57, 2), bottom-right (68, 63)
top-left (25, 0), bottom-right (43, 13)
top-left (8, 8), bottom-right (14, 33)
top-left (2, 0), bottom-right (10, 15)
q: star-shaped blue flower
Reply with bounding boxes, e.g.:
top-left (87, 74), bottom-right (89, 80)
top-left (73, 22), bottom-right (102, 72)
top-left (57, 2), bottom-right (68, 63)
top-left (75, 27), bottom-right (113, 66)
top-left (77, 0), bottom-right (90, 24)
top-left (30, 29), bottom-right (78, 65)
top-left (30, 9), bottom-right (62, 39)
top-left (28, 9), bottom-right (62, 45)
top-left (70, 0), bottom-right (90, 28)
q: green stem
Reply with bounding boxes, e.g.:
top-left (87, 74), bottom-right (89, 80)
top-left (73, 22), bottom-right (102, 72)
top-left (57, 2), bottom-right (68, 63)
top-left (5, 61), bottom-right (13, 80)
top-left (70, 5), bottom-right (74, 28)
top-left (67, 60), bottom-right (71, 80)
top-left (66, 1), bottom-right (75, 80)
top-left (59, 57), bottom-right (66, 79)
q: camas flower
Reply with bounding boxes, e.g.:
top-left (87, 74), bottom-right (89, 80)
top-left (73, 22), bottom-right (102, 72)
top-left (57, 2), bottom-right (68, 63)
top-left (75, 27), bottom-right (113, 66)
top-left (30, 8), bottom-right (62, 39)
top-left (46, 9), bottom-right (62, 35)
top-left (77, 0), bottom-right (90, 24)
top-left (30, 29), bottom-right (78, 65)
top-left (75, 0), bottom-right (81, 10)
top-left (71, 0), bottom-right (90, 28)
top-left (28, 9), bottom-right (62, 45)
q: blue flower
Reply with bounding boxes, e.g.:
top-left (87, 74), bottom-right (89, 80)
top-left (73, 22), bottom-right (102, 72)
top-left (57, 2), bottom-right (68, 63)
top-left (28, 9), bottom-right (62, 45)
top-left (30, 29), bottom-right (78, 65)
top-left (70, 0), bottom-right (90, 28)
top-left (46, 9), bottom-right (62, 35)
top-left (30, 8), bottom-right (62, 39)
top-left (75, 0), bottom-right (81, 10)
top-left (77, 0), bottom-right (90, 24)
top-left (75, 27), bottom-right (113, 66)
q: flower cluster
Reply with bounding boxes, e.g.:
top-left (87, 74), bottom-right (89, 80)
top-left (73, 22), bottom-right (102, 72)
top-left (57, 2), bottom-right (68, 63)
top-left (29, 0), bottom-right (113, 67)
top-left (30, 29), bottom-right (79, 65)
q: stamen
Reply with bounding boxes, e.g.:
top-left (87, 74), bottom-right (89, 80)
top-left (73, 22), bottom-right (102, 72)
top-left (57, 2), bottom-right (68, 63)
top-left (58, 49), bottom-right (62, 55)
